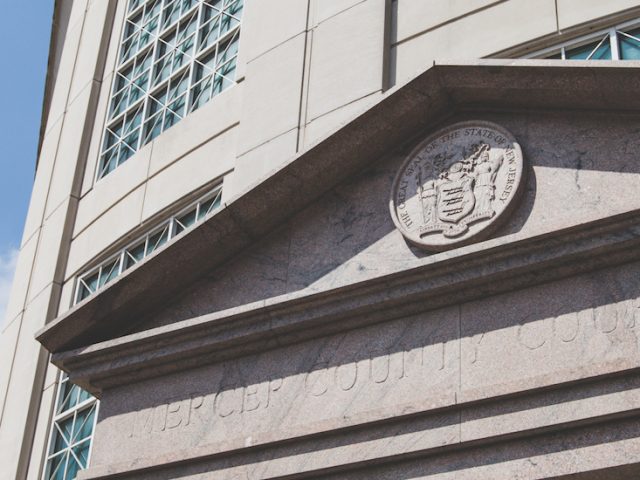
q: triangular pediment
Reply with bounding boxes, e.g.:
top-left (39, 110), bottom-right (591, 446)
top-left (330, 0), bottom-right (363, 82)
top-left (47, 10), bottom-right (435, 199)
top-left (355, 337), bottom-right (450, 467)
top-left (37, 60), bottom-right (640, 355)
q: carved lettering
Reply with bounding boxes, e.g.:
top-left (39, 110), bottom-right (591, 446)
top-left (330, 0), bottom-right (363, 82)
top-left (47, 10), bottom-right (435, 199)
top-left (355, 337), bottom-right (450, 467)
top-left (335, 362), bottom-right (358, 391)
top-left (305, 363), bottom-right (329, 397)
top-left (300, 336), bottom-right (450, 399)
top-left (214, 387), bottom-right (238, 418)
top-left (422, 339), bottom-right (447, 370)
top-left (370, 352), bottom-right (391, 384)
top-left (554, 312), bottom-right (580, 343)
top-left (467, 333), bottom-right (485, 363)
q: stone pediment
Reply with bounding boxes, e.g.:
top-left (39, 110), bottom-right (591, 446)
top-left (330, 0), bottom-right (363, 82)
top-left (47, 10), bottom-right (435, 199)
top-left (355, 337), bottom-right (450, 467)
top-left (37, 60), bottom-right (640, 356)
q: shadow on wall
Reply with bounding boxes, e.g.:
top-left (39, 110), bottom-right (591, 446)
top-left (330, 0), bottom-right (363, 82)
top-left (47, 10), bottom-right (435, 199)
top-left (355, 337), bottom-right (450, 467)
top-left (138, 108), bottom-right (640, 332)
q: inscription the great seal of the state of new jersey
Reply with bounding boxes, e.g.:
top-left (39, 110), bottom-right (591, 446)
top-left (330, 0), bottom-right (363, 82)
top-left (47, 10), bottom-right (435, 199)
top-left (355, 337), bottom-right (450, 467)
top-left (390, 121), bottom-right (525, 251)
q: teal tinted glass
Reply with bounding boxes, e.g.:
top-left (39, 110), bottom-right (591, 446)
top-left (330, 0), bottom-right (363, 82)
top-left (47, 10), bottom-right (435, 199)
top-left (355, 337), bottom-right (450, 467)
top-left (619, 28), bottom-right (640, 59)
top-left (146, 226), bottom-right (170, 254)
top-left (73, 439), bottom-right (92, 468)
top-left (565, 36), bottom-right (611, 60)
top-left (124, 241), bottom-right (146, 269)
top-left (100, 0), bottom-right (243, 179)
top-left (48, 452), bottom-right (66, 480)
top-left (46, 377), bottom-right (97, 480)
top-left (176, 208), bottom-right (197, 233)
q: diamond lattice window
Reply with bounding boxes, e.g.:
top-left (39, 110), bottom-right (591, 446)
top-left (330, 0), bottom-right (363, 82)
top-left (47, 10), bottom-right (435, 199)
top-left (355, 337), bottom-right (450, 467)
top-left (98, 0), bottom-right (243, 179)
top-left (74, 186), bottom-right (222, 304)
top-left (43, 374), bottom-right (98, 480)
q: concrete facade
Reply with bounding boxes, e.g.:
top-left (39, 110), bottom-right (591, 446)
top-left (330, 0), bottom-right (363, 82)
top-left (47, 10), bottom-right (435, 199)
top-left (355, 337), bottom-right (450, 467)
top-left (2, 1), bottom-right (640, 479)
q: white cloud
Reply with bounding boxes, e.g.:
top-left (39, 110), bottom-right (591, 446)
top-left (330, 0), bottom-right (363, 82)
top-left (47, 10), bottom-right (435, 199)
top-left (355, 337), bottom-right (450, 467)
top-left (0, 247), bottom-right (19, 327)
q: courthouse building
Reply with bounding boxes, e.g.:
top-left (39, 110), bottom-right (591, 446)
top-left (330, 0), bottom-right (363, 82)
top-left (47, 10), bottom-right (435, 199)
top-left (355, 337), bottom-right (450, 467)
top-left (3, 0), bottom-right (640, 479)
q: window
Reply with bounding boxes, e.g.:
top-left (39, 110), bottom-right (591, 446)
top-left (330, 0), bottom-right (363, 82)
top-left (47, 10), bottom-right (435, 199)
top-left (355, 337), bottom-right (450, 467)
top-left (531, 20), bottom-right (640, 60)
top-left (43, 374), bottom-right (98, 480)
top-left (98, 0), bottom-right (243, 179)
top-left (74, 186), bottom-right (222, 304)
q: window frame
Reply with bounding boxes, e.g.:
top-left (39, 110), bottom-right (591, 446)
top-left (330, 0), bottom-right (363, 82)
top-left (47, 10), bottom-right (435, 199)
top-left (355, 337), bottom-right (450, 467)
top-left (42, 373), bottom-right (100, 480)
top-left (527, 18), bottom-right (640, 60)
top-left (95, 0), bottom-right (243, 181)
top-left (73, 184), bottom-right (223, 305)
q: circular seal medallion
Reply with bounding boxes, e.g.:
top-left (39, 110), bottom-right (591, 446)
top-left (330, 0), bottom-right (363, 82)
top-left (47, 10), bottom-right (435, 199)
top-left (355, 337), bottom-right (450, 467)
top-left (390, 121), bottom-right (525, 251)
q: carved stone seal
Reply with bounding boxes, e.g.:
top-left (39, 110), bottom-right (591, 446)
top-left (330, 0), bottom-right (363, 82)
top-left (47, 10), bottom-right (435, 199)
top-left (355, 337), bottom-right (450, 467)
top-left (390, 121), bottom-right (525, 251)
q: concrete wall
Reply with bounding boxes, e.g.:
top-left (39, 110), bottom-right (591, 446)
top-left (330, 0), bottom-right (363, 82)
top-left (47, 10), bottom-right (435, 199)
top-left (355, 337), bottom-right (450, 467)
top-left (2, 1), bottom-right (640, 479)
top-left (390, 0), bottom-right (640, 85)
top-left (0, 1), bottom-right (112, 478)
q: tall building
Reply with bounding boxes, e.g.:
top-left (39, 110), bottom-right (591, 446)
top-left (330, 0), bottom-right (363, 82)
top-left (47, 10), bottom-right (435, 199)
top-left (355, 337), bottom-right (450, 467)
top-left (2, 1), bottom-right (640, 479)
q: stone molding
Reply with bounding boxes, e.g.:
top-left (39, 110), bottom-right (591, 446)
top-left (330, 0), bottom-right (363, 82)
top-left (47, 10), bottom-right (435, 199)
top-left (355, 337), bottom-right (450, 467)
top-left (78, 366), bottom-right (640, 480)
top-left (53, 208), bottom-right (640, 396)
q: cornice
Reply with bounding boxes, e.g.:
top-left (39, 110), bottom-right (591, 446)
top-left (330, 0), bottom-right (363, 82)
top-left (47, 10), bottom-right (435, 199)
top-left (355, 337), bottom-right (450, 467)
top-left (53, 209), bottom-right (640, 396)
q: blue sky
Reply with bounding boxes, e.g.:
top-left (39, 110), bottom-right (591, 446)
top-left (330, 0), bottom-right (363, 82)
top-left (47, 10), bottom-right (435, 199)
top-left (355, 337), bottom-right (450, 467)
top-left (0, 1), bottom-right (54, 321)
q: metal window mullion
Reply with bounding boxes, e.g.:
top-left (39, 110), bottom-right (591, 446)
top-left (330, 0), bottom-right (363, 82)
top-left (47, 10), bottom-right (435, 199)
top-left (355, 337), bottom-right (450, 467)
top-left (118, 48), bottom-right (139, 71)
top-left (184, 61), bottom-right (197, 112)
top-left (144, 14), bottom-right (163, 133)
top-left (128, 0), bottom-right (145, 19)
top-left (73, 182), bottom-right (224, 304)
top-left (52, 397), bottom-right (97, 429)
top-left (217, 20), bottom-right (240, 46)
top-left (196, 26), bottom-right (224, 62)
top-left (58, 451), bottom-right (71, 480)
top-left (107, 94), bottom-right (145, 132)
top-left (97, 265), bottom-right (105, 286)
top-left (532, 18), bottom-right (640, 60)
top-left (168, 216), bottom-right (178, 240)
top-left (74, 278), bottom-right (83, 304)
top-left (583, 34), bottom-right (603, 60)
top-left (194, 0), bottom-right (206, 53)
top-left (610, 28), bottom-right (620, 60)
top-left (135, 97), bottom-right (150, 153)
top-left (118, 251), bottom-right (126, 275)
top-left (52, 407), bottom-right (77, 425)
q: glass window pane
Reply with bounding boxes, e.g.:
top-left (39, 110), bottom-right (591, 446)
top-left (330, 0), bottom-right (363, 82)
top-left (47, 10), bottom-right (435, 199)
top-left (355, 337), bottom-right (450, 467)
top-left (58, 382), bottom-right (83, 413)
top-left (54, 416), bottom-right (73, 452)
top-left (73, 406), bottom-right (96, 443)
top-left (47, 452), bottom-right (67, 480)
top-left (176, 208), bottom-right (197, 233)
top-left (124, 241), bottom-right (146, 269)
top-left (199, 14), bottom-right (220, 51)
top-left (197, 191), bottom-right (222, 220)
top-left (77, 387), bottom-right (93, 405)
top-left (619, 28), bottom-right (640, 60)
top-left (79, 271), bottom-right (99, 300)
top-left (76, 282), bottom-right (91, 302)
top-left (73, 439), bottom-right (92, 469)
top-left (98, 259), bottom-right (121, 288)
top-left (565, 36), bottom-right (611, 60)
top-left (100, 0), bottom-right (243, 178)
top-left (65, 454), bottom-right (81, 480)
top-left (46, 374), bottom-right (97, 480)
top-left (146, 225), bottom-right (170, 255)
